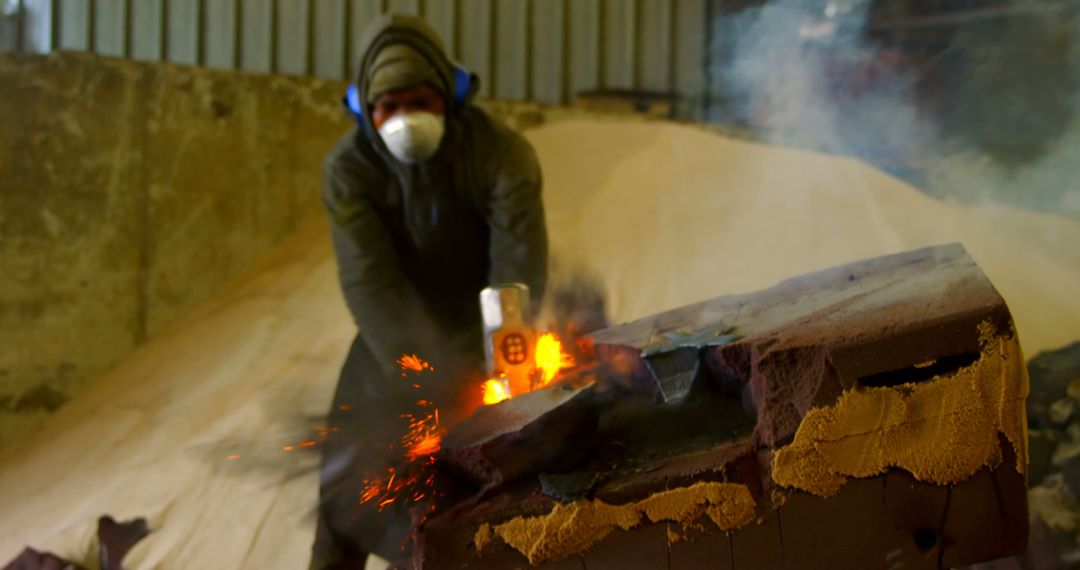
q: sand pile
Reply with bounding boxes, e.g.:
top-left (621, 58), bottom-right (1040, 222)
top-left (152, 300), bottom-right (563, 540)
top-left (530, 120), bottom-right (1080, 357)
top-left (1, 119), bottom-right (1077, 567)
top-left (0, 222), bottom-right (349, 568)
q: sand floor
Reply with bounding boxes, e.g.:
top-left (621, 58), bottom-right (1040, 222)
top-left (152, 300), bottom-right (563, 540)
top-left (1, 120), bottom-right (1077, 568)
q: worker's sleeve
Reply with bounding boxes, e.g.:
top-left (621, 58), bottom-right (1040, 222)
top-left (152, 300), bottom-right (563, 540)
top-left (322, 157), bottom-right (446, 377)
top-left (485, 133), bottom-right (549, 309)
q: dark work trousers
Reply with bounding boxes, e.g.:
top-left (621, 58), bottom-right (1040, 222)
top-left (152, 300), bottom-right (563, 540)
top-left (309, 334), bottom-right (417, 569)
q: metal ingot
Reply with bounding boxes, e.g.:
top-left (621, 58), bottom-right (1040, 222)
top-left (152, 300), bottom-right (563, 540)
top-left (480, 284), bottom-right (536, 396)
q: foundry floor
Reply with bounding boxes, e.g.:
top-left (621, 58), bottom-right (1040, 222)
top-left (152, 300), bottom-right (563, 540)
top-left (2, 120), bottom-right (1079, 568)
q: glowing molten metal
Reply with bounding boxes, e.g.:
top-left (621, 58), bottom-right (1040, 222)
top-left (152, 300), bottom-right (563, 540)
top-left (482, 376), bottom-right (512, 405)
top-left (479, 333), bottom-right (577, 406)
top-left (535, 333), bottom-right (576, 386)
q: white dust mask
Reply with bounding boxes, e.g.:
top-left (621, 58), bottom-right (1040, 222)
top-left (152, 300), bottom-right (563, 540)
top-left (377, 112), bottom-right (445, 164)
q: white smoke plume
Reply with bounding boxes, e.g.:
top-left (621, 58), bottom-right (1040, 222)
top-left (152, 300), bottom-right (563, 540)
top-left (709, 0), bottom-right (1080, 217)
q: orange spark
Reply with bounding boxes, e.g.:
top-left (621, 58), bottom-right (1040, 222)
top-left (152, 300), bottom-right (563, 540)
top-left (359, 403), bottom-right (444, 510)
top-left (226, 454), bottom-right (240, 460)
top-left (482, 377), bottom-right (512, 405)
top-left (403, 410), bottom-right (444, 460)
top-left (406, 434), bottom-right (442, 459)
top-left (356, 353), bottom-right (449, 512)
top-left (535, 333), bottom-right (576, 386)
top-left (396, 354), bottom-right (435, 375)
top-left (360, 481), bottom-right (382, 504)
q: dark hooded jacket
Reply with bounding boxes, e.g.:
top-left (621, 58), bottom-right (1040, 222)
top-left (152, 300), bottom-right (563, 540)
top-left (323, 14), bottom-right (548, 378)
top-left (314, 15), bottom-right (548, 565)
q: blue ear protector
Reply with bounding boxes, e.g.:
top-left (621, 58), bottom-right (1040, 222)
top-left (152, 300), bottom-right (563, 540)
top-left (342, 64), bottom-right (471, 123)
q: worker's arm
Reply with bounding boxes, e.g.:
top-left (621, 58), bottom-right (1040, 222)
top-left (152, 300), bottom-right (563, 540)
top-left (322, 153), bottom-right (446, 378)
top-left (485, 131), bottom-right (549, 309)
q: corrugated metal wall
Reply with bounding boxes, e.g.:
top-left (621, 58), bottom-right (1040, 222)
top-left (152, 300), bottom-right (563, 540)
top-left (1, 0), bottom-right (713, 114)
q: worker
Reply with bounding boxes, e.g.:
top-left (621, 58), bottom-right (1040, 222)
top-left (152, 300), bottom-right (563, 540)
top-left (310, 13), bottom-right (548, 569)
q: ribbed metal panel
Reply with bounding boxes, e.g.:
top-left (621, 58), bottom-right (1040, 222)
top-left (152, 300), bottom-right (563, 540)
top-left (348, 0), bottom-right (382, 79)
top-left (130, 0), bottom-right (164, 62)
top-left (674, 0), bottom-right (707, 116)
top-left (205, 0), bottom-right (241, 70)
top-left (603, 0), bottom-right (636, 89)
top-left (275, 0), bottom-right (309, 75)
top-left (459, 0), bottom-right (494, 98)
top-left (8, 0), bottom-right (710, 115)
top-left (92, 0), bottom-right (124, 57)
top-left (312, 0), bottom-right (345, 79)
top-left (167, 0), bottom-right (200, 65)
top-left (530, 0), bottom-right (565, 105)
top-left (494, 0), bottom-right (528, 100)
top-left (19, 0), bottom-right (52, 52)
top-left (567, 0), bottom-right (602, 102)
top-left (240, 0), bottom-right (273, 72)
top-left (58, 0), bottom-right (91, 51)
top-left (638, 0), bottom-right (671, 92)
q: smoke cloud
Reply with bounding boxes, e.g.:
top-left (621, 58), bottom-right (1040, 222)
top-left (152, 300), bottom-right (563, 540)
top-left (709, 0), bottom-right (1080, 217)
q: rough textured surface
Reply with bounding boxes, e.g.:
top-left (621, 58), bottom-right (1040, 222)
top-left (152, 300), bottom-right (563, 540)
top-left (533, 120), bottom-right (1080, 359)
top-left (592, 242), bottom-right (1028, 455)
top-left (479, 481), bottom-right (755, 565)
top-left (0, 220), bottom-right (351, 569)
top-left (424, 447), bottom-right (1027, 569)
top-left (772, 321), bottom-right (1027, 495)
top-left (439, 383), bottom-right (599, 489)
top-left (0, 52), bottom-right (625, 451)
top-left (420, 244), bottom-right (1029, 568)
top-left (0, 105), bottom-right (1062, 568)
top-left (0, 52), bottom-right (343, 448)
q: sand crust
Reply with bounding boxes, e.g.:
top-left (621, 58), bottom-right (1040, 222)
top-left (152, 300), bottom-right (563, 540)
top-left (477, 481), bottom-right (755, 565)
top-left (772, 321), bottom-right (1029, 495)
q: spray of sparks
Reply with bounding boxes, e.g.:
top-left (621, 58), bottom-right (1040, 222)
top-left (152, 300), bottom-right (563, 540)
top-left (357, 338), bottom-right (578, 509)
top-left (396, 354), bottom-right (435, 376)
top-left (535, 333), bottom-right (576, 386)
top-left (359, 355), bottom-right (444, 511)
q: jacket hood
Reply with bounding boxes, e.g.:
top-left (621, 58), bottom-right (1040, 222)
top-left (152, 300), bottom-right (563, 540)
top-left (353, 14), bottom-right (478, 134)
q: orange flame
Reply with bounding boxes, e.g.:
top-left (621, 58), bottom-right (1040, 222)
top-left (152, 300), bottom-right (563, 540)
top-left (481, 377), bottom-right (512, 405)
top-left (535, 333), bottom-right (576, 386)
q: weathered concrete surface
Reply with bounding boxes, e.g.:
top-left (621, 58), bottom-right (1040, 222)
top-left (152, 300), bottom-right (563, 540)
top-left (0, 52), bottom-right (646, 451)
top-left (0, 52), bottom-right (350, 449)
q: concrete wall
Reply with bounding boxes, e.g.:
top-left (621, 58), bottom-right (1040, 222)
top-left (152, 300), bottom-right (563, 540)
top-left (0, 51), bottom-right (646, 451)
top-left (0, 52), bottom-right (352, 448)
